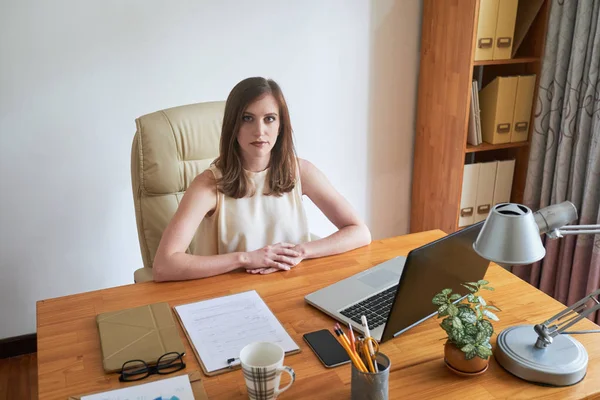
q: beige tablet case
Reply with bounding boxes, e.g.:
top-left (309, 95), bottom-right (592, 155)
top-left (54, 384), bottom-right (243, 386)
top-left (97, 302), bottom-right (186, 373)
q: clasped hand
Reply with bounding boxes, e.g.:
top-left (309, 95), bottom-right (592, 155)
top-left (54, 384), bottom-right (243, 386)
top-left (244, 242), bottom-right (304, 275)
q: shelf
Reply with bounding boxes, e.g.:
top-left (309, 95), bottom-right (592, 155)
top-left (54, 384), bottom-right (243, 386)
top-left (473, 57), bottom-right (540, 66)
top-left (410, 0), bottom-right (550, 235)
top-left (465, 141), bottom-right (529, 153)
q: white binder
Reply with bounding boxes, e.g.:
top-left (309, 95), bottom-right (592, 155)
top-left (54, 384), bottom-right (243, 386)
top-left (467, 80), bottom-right (482, 146)
top-left (459, 164), bottom-right (481, 227)
top-left (474, 82), bottom-right (483, 144)
top-left (493, 159), bottom-right (516, 205)
top-left (474, 161), bottom-right (498, 223)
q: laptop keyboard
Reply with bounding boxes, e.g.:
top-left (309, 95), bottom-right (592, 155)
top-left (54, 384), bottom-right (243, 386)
top-left (339, 285), bottom-right (398, 329)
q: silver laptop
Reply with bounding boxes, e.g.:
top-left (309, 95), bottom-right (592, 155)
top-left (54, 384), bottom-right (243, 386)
top-left (305, 222), bottom-right (489, 342)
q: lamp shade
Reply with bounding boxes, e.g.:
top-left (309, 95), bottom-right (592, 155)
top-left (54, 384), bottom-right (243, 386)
top-left (473, 203), bottom-right (546, 265)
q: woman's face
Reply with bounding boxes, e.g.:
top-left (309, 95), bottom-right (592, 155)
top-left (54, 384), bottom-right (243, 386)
top-left (237, 94), bottom-right (280, 161)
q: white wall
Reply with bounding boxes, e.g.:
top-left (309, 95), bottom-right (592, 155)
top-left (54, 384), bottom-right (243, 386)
top-left (369, 0), bottom-right (422, 238)
top-left (0, 0), bottom-right (422, 338)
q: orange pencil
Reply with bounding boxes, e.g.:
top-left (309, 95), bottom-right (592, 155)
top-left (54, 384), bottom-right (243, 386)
top-left (362, 341), bottom-right (375, 372)
top-left (333, 327), bottom-right (367, 373)
top-left (347, 322), bottom-right (357, 355)
top-left (335, 323), bottom-right (352, 353)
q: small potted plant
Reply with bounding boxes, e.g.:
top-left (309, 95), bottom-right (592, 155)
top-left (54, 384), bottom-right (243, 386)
top-left (432, 280), bottom-right (500, 375)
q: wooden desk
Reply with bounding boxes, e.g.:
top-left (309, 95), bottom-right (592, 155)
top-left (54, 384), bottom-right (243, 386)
top-left (37, 230), bottom-right (600, 399)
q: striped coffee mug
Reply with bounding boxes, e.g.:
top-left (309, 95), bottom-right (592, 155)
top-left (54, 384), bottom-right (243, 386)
top-left (240, 342), bottom-right (295, 400)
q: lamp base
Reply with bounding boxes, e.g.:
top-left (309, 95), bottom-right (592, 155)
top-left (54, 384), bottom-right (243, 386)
top-left (495, 325), bottom-right (588, 386)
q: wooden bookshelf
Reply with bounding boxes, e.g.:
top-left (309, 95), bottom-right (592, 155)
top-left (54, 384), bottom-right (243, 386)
top-left (473, 56), bottom-right (539, 66)
top-left (410, 0), bottom-right (551, 234)
top-left (465, 141), bottom-right (529, 153)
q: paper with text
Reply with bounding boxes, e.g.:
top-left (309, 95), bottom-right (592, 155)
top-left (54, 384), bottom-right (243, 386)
top-left (175, 290), bottom-right (299, 373)
top-left (81, 375), bottom-right (194, 400)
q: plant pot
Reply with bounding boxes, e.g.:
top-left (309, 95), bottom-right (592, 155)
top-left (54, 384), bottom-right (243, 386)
top-left (444, 341), bottom-right (488, 374)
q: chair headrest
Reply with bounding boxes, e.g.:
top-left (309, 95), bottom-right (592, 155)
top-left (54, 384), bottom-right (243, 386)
top-left (134, 101), bottom-right (225, 194)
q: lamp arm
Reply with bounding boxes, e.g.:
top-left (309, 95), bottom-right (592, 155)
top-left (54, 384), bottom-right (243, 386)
top-left (552, 225), bottom-right (600, 237)
top-left (533, 202), bottom-right (600, 237)
top-left (533, 288), bottom-right (600, 349)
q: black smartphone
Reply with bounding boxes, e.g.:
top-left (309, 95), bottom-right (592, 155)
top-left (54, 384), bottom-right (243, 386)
top-left (303, 329), bottom-right (351, 368)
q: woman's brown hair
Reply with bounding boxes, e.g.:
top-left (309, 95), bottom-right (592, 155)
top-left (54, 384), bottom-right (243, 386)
top-left (213, 77), bottom-right (297, 198)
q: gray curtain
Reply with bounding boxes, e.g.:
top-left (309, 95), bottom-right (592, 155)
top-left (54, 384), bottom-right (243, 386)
top-left (512, 0), bottom-right (600, 323)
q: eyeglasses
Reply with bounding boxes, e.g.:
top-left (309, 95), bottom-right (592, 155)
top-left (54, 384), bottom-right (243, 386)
top-left (119, 352), bottom-right (186, 382)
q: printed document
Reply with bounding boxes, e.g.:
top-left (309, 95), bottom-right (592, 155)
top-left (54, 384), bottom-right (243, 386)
top-left (175, 290), bottom-right (299, 373)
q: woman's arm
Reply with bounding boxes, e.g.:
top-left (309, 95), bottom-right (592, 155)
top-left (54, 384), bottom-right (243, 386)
top-left (153, 170), bottom-right (243, 281)
top-left (153, 170), bottom-right (299, 282)
top-left (296, 158), bottom-right (371, 259)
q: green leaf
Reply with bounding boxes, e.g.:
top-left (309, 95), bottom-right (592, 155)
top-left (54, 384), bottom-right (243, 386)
top-left (440, 319), bottom-right (452, 334)
top-left (481, 286), bottom-right (495, 291)
top-left (448, 304), bottom-right (459, 317)
top-left (442, 288), bottom-right (452, 295)
top-left (449, 293), bottom-right (462, 301)
top-left (452, 316), bottom-right (463, 330)
top-left (461, 344), bottom-right (475, 353)
top-left (485, 305), bottom-right (501, 312)
top-left (464, 323), bottom-right (478, 337)
top-left (477, 280), bottom-right (489, 286)
top-left (466, 350), bottom-right (477, 360)
top-left (460, 313), bottom-right (477, 325)
top-left (438, 304), bottom-right (449, 317)
top-left (462, 335), bottom-right (476, 344)
top-left (467, 294), bottom-right (476, 302)
top-left (477, 320), bottom-right (494, 337)
top-left (432, 293), bottom-right (448, 306)
top-left (476, 345), bottom-right (493, 359)
top-left (451, 328), bottom-right (464, 343)
top-left (466, 282), bottom-right (480, 287)
top-left (478, 296), bottom-right (487, 306)
top-left (461, 284), bottom-right (477, 293)
top-left (483, 310), bottom-right (499, 321)
top-left (476, 308), bottom-right (483, 320)
top-left (476, 330), bottom-right (487, 343)
top-left (458, 308), bottom-right (477, 324)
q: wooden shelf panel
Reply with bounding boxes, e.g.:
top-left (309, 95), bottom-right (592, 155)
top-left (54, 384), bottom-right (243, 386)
top-left (473, 57), bottom-right (539, 66)
top-left (465, 141), bottom-right (529, 153)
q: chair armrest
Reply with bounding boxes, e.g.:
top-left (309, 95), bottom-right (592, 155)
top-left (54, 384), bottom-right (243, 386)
top-left (134, 267), bottom-right (154, 283)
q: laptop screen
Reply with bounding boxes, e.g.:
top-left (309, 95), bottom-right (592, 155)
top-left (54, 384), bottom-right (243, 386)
top-left (380, 222), bottom-right (489, 342)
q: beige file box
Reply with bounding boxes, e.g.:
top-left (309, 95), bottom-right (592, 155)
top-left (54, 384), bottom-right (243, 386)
top-left (511, 75), bottom-right (536, 142)
top-left (474, 161), bottom-right (498, 223)
top-left (459, 164), bottom-right (481, 227)
top-left (493, 159), bottom-right (516, 206)
top-left (474, 0), bottom-right (500, 61)
top-left (493, 0), bottom-right (519, 60)
top-left (479, 76), bottom-right (518, 144)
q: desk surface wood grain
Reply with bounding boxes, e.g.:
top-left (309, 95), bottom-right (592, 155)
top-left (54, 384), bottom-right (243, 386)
top-left (36, 230), bottom-right (600, 399)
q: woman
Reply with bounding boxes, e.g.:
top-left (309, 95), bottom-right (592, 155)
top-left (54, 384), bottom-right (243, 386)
top-left (153, 77), bottom-right (371, 281)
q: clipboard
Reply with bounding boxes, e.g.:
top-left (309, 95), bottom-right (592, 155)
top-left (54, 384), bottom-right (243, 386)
top-left (68, 370), bottom-right (208, 400)
top-left (173, 291), bottom-right (301, 377)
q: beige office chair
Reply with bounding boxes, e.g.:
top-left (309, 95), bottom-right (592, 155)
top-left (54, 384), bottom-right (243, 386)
top-left (131, 101), bottom-right (225, 282)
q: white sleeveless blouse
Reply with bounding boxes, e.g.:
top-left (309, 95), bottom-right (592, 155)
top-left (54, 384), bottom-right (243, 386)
top-left (191, 165), bottom-right (311, 255)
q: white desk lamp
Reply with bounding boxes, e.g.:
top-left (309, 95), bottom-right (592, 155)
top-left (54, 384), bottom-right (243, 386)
top-left (473, 201), bottom-right (600, 386)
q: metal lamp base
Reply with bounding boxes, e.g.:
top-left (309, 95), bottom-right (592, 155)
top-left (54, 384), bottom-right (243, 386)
top-left (495, 325), bottom-right (588, 386)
